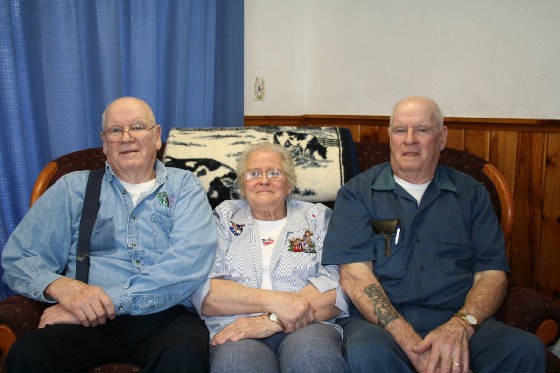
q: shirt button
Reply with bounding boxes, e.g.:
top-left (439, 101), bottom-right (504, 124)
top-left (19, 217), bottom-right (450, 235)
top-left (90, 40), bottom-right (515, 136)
top-left (134, 259), bottom-right (141, 265)
top-left (118, 305), bottom-right (124, 312)
top-left (131, 215), bottom-right (136, 220)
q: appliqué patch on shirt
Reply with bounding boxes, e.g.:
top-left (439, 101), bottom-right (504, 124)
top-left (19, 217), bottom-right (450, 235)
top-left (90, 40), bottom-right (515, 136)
top-left (157, 192), bottom-right (169, 207)
top-left (288, 230), bottom-right (316, 253)
top-left (229, 221), bottom-right (245, 236)
top-left (261, 237), bottom-right (275, 246)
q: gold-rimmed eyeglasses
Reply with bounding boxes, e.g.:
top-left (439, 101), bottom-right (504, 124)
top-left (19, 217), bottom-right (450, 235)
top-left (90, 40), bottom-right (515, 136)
top-left (102, 123), bottom-right (157, 143)
top-left (244, 168), bottom-right (284, 181)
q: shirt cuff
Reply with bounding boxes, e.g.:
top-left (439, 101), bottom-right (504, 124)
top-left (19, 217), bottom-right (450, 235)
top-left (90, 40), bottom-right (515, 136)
top-left (189, 277), bottom-right (211, 315)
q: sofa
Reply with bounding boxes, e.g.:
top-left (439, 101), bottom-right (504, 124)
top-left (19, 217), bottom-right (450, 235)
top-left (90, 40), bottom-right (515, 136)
top-left (0, 127), bottom-right (559, 372)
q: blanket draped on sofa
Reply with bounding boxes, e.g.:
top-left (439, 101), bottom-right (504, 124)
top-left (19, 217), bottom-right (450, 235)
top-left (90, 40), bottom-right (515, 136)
top-left (164, 126), bottom-right (357, 208)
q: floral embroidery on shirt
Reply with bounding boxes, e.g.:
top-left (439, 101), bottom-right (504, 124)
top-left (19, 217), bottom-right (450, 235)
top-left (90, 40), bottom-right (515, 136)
top-left (229, 221), bottom-right (245, 236)
top-left (288, 230), bottom-right (316, 253)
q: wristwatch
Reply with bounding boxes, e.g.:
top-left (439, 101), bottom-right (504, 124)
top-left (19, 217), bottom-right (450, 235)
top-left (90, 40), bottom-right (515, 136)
top-left (267, 313), bottom-right (286, 330)
top-left (454, 311), bottom-right (479, 330)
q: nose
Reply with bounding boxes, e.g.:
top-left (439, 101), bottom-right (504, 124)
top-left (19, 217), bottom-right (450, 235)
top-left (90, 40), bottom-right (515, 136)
top-left (259, 174), bottom-right (270, 184)
top-left (121, 128), bottom-right (135, 143)
top-left (404, 128), bottom-right (417, 144)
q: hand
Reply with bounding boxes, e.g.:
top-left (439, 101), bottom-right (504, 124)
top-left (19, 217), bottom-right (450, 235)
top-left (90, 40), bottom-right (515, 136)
top-left (44, 277), bottom-right (116, 327)
top-left (38, 304), bottom-right (81, 328)
top-left (412, 317), bottom-right (471, 373)
top-left (270, 292), bottom-right (315, 333)
top-left (211, 315), bottom-right (281, 345)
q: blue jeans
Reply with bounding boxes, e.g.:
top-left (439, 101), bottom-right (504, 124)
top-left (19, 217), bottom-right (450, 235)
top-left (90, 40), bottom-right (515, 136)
top-left (338, 315), bottom-right (546, 373)
top-left (210, 322), bottom-right (346, 373)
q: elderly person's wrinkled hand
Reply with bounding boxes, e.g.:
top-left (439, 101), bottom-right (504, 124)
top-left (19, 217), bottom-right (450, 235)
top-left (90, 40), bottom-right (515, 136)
top-left (211, 314), bottom-right (282, 345)
top-left (270, 291), bottom-right (316, 333)
top-left (412, 317), bottom-right (472, 373)
top-left (44, 277), bottom-right (115, 327)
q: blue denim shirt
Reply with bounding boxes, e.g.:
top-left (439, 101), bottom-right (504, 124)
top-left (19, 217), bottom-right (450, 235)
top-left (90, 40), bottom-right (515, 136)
top-left (2, 160), bottom-right (217, 316)
top-left (322, 162), bottom-right (509, 335)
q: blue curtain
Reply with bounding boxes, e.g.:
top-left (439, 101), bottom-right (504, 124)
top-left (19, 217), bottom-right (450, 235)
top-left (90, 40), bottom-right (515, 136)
top-left (0, 0), bottom-right (244, 298)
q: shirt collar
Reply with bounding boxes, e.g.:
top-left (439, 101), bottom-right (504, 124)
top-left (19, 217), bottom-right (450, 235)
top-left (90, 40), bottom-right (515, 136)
top-left (371, 163), bottom-right (458, 194)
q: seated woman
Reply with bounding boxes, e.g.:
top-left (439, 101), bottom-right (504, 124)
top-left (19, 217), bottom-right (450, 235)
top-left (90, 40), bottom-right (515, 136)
top-left (192, 142), bottom-right (347, 373)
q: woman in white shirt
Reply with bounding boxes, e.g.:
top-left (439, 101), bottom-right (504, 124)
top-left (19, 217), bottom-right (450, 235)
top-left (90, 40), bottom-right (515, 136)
top-left (192, 142), bottom-right (347, 373)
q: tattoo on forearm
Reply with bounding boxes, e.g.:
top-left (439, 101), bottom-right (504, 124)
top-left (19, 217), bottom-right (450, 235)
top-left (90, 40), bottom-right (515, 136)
top-left (364, 283), bottom-right (399, 328)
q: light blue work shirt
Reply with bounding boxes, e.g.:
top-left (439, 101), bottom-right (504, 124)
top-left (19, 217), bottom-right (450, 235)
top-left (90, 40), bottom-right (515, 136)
top-left (191, 199), bottom-right (348, 339)
top-left (2, 160), bottom-right (217, 316)
top-left (322, 162), bottom-right (509, 335)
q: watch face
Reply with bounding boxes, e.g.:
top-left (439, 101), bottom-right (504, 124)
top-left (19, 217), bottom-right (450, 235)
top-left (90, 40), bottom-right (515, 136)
top-left (466, 314), bottom-right (477, 324)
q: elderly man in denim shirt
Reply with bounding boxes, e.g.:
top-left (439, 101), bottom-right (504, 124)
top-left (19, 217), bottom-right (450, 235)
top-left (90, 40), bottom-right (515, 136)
top-left (2, 97), bottom-right (217, 372)
top-left (322, 97), bottom-right (545, 373)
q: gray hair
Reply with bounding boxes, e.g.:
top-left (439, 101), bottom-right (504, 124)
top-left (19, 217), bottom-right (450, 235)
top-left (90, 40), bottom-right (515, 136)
top-left (235, 142), bottom-right (297, 197)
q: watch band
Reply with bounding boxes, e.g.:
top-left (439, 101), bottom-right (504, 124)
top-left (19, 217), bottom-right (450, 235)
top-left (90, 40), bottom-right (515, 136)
top-left (454, 311), bottom-right (479, 330)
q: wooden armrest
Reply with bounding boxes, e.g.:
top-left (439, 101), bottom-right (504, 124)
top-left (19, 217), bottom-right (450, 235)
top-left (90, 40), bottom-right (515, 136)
top-left (0, 324), bottom-right (16, 357)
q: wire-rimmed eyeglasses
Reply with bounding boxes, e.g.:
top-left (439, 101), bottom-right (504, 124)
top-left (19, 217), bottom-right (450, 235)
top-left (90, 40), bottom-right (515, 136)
top-left (244, 168), bottom-right (284, 181)
top-left (102, 123), bottom-right (157, 143)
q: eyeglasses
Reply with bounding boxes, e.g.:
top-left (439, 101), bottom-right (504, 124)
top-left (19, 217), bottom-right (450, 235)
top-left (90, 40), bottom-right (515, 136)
top-left (244, 168), bottom-right (284, 181)
top-left (102, 123), bottom-right (157, 143)
top-left (390, 126), bottom-right (435, 137)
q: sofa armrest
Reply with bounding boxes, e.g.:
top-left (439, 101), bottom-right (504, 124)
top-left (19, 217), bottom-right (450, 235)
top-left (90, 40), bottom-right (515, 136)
top-left (0, 295), bottom-right (47, 338)
top-left (496, 284), bottom-right (560, 346)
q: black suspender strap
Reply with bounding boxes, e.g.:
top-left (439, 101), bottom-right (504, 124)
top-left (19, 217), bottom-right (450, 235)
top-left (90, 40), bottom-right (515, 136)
top-left (76, 168), bottom-right (105, 283)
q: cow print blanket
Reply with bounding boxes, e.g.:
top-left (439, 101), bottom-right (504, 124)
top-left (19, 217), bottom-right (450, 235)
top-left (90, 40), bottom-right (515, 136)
top-left (164, 126), bottom-right (357, 208)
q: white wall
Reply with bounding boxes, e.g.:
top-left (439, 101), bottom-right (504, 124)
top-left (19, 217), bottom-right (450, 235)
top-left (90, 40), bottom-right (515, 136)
top-left (245, 0), bottom-right (560, 118)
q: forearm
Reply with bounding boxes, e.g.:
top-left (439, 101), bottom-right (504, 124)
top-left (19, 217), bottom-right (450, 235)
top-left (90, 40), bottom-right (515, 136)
top-left (297, 284), bottom-right (340, 321)
top-left (201, 278), bottom-right (285, 316)
top-left (460, 270), bottom-right (508, 323)
top-left (340, 262), bottom-right (421, 350)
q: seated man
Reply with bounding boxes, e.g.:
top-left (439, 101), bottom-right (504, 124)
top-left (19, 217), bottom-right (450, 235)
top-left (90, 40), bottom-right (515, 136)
top-left (322, 96), bottom-right (545, 373)
top-left (2, 97), bottom-right (217, 372)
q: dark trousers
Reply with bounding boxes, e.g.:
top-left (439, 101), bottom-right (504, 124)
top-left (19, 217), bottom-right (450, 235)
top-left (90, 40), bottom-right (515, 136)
top-left (338, 315), bottom-right (546, 373)
top-left (7, 306), bottom-right (209, 373)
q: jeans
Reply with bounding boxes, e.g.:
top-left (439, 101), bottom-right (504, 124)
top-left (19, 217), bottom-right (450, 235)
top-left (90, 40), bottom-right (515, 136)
top-left (7, 306), bottom-right (209, 373)
top-left (210, 322), bottom-right (346, 373)
top-left (338, 315), bottom-right (546, 373)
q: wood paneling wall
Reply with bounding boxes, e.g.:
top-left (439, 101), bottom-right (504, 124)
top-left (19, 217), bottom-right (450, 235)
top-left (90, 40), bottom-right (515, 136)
top-left (245, 115), bottom-right (560, 298)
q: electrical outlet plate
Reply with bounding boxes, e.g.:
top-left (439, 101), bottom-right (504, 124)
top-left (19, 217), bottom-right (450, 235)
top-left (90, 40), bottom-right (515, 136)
top-left (254, 77), bottom-right (265, 101)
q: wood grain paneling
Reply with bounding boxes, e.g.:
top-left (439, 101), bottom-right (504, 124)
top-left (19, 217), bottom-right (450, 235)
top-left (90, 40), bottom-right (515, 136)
top-left (245, 115), bottom-right (560, 297)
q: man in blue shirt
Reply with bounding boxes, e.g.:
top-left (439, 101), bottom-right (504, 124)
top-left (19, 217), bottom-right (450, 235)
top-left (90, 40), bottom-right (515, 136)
top-left (322, 96), bottom-right (545, 373)
top-left (2, 97), bottom-right (217, 372)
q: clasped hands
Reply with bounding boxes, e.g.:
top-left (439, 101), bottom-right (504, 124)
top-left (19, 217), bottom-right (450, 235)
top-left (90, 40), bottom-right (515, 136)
top-left (39, 277), bottom-right (115, 329)
top-left (211, 291), bottom-right (316, 345)
top-left (405, 317), bottom-right (474, 373)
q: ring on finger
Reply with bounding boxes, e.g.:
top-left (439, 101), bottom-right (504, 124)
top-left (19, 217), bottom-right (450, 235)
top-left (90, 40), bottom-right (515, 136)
top-left (452, 362), bottom-right (462, 367)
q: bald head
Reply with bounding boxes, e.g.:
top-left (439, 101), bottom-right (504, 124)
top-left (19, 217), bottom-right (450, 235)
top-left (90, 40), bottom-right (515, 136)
top-left (102, 97), bottom-right (156, 130)
top-left (390, 96), bottom-right (443, 130)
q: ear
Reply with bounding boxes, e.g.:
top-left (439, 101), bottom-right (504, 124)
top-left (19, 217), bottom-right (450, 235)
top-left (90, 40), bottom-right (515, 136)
top-left (101, 133), bottom-right (109, 155)
top-left (440, 126), bottom-right (448, 150)
top-left (155, 125), bottom-right (163, 150)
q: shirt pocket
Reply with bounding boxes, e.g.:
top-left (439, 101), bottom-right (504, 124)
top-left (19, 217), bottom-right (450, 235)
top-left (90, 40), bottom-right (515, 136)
top-left (90, 217), bottom-right (117, 255)
top-left (151, 213), bottom-right (173, 254)
top-left (371, 234), bottom-right (407, 281)
top-left (433, 227), bottom-right (473, 275)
